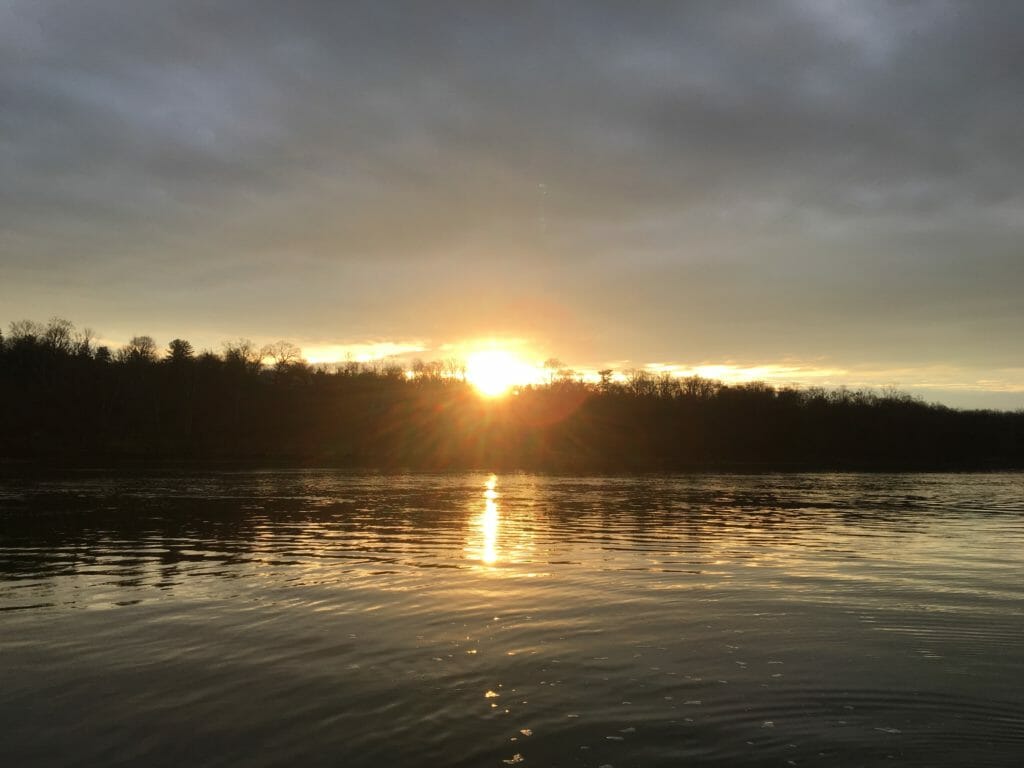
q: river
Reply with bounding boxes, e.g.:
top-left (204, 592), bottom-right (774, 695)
top-left (2, 471), bottom-right (1022, 766)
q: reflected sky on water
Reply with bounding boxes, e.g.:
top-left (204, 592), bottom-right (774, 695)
top-left (1, 471), bottom-right (1023, 767)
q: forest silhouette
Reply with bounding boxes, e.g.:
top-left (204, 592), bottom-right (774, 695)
top-left (2, 318), bottom-right (1022, 471)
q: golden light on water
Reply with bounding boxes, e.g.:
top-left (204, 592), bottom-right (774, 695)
top-left (480, 474), bottom-right (500, 564)
top-left (465, 349), bottom-right (538, 398)
top-left (465, 474), bottom-right (540, 569)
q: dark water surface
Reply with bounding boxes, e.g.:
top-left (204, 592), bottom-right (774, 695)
top-left (2, 472), bottom-right (1022, 767)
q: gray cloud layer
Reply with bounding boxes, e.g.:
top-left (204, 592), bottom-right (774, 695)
top-left (3, 1), bottom-right (1023, 399)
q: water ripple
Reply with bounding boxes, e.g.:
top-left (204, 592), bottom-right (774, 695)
top-left (1, 471), bottom-right (1022, 767)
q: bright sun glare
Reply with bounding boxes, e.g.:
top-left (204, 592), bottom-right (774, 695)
top-left (465, 349), bottom-right (533, 397)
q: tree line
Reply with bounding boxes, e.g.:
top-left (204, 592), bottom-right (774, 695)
top-left (2, 317), bottom-right (1022, 470)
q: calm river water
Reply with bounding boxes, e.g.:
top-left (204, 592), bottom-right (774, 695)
top-left (1, 472), bottom-right (1022, 767)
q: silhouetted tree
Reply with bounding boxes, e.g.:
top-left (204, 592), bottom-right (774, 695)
top-left (74, 327), bottom-right (96, 357)
top-left (443, 357), bottom-right (466, 380)
top-left (118, 335), bottom-right (158, 363)
top-left (260, 340), bottom-right (302, 369)
top-left (43, 317), bottom-right (76, 353)
top-left (543, 357), bottom-right (563, 384)
top-left (223, 338), bottom-right (261, 371)
top-left (9, 319), bottom-right (44, 341)
top-left (166, 339), bottom-right (195, 363)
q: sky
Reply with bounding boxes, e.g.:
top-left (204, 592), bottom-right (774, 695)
top-left (2, 1), bottom-right (1023, 409)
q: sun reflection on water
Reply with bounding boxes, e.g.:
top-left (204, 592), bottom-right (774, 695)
top-left (479, 474), bottom-right (500, 565)
top-left (464, 474), bottom-right (541, 569)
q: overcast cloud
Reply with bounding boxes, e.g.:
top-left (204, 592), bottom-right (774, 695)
top-left (2, 1), bottom-right (1023, 406)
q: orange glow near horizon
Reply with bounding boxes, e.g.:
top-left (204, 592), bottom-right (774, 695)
top-left (465, 349), bottom-right (538, 398)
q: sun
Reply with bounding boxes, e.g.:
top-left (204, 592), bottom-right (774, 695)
top-left (465, 349), bottom-right (533, 398)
